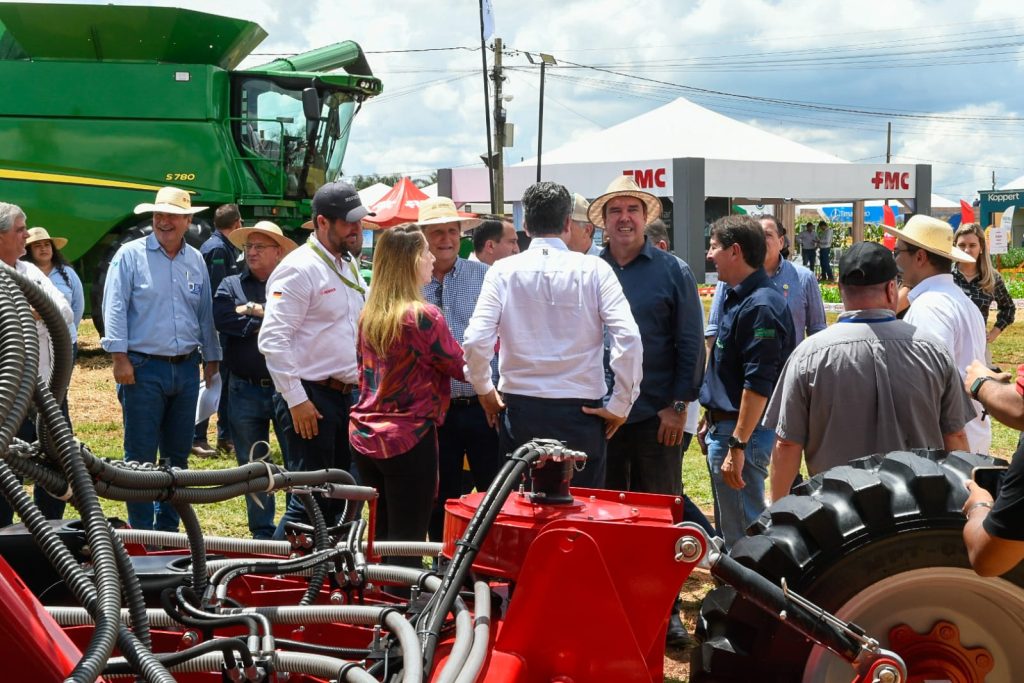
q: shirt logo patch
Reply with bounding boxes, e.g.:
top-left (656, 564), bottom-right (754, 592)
top-left (271, 291), bottom-right (283, 299)
top-left (322, 287), bottom-right (337, 295)
top-left (754, 327), bottom-right (777, 339)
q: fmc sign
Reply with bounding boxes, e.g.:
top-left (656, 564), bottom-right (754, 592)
top-left (870, 170), bottom-right (910, 191)
top-left (622, 167), bottom-right (668, 189)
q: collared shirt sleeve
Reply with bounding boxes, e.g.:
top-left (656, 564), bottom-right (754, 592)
top-left (802, 268), bottom-right (827, 335)
top-left (100, 245), bottom-right (132, 353)
top-left (671, 260), bottom-right (705, 402)
top-left (904, 298), bottom-right (957, 364)
top-left (992, 271), bottom-right (1016, 331)
top-left (259, 263), bottom-right (312, 406)
top-left (67, 266), bottom-right (85, 328)
top-left (596, 259), bottom-right (643, 417)
top-left (938, 351), bottom-right (977, 435)
top-left (705, 280), bottom-right (726, 338)
top-left (214, 276), bottom-right (260, 339)
top-left (462, 269), bottom-right (503, 395)
top-left (196, 260), bottom-right (222, 362)
top-left (422, 305), bottom-right (467, 383)
top-left (738, 303), bottom-right (790, 398)
top-left (37, 266), bottom-right (74, 328)
top-left (762, 350), bottom-right (808, 444)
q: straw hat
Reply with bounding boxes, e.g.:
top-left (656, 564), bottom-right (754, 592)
top-left (883, 214), bottom-right (973, 264)
top-left (417, 196), bottom-right (482, 232)
top-left (133, 186), bottom-right (207, 215)
top-left (587, 176), bottom-right (662, 228)
top-left (25, 227), bottom-right (68, 250)
top-left (228, 220), bottom-right (297, 255)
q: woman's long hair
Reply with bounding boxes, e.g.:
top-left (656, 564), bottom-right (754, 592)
top-left (954, 222), bottom-right (994, 293)
top-left (360, 225), bottom-right (428, 356)
top-left (21, 238), bottom-right (73, 290)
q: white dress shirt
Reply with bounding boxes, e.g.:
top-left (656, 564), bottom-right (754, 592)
top-left (463, 236), bottom-right (643, 418)
top-left (905, 272), bottom-right (989, 453)
top-left (14, 260), bottom-right (74, 384)
top-left (258, 234), bottom-right (365, 408)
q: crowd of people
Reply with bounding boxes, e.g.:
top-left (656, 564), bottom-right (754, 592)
top-left (1, 174), bottom-right (1023, 645)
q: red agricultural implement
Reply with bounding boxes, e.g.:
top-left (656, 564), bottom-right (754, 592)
top-left (0, 262), bottom-right (1021, 682)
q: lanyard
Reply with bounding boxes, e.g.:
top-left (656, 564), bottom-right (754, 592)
top-left (307, 235), bottom-right (365, 298)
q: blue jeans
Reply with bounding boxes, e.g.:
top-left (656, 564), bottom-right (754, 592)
top-left (118, 351), bottom-right (200, 531)
top-left (801, 248), bottom-right (816, 271)
top-left (818, 247), bottom-right (833, 280)
top-left (228, 376), bottom-right (287, 539)
top-left (706, 420), bottom-right (773, 549)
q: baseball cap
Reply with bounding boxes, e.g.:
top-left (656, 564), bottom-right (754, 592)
top-left (312, 181), bottom-right (375, 223)
top-left (571, 193), bottom-right (591, 223)
top-left (839, 241), bottom-right (898, 286)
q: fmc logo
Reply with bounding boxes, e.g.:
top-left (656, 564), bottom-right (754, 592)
top-left (623, 168), bottom-right (667, 189)
top-left (870, 170), bottom-right (910, 190)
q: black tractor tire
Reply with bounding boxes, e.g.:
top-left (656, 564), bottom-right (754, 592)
top-left (90, 218), bottom-right (212, 337)
top-left (691, 449), bottom-right (1024, 682)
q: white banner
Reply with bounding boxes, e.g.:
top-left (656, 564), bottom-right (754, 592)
top-left (481, 0), bottom-right (495, 41)
top-left (991, 205), bottom-right (1014, 255)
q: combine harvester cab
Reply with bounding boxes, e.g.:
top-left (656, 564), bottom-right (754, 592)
top-left (0, 2), bottom-right (381, 332)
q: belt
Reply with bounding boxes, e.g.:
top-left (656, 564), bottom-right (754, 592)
top-left (132, 351), bottom-right (195, 364)
top-left (237, 375), bottom-right (274, 388)
top-left (709, 409), bottom-right (740, 423)
top-left (450, 396), bottom-right (478, 407)
top-left (310, 378), bottom-right (359, 393)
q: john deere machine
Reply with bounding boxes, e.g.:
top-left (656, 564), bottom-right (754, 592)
top-left (0, 2), bottom-right (381, 331)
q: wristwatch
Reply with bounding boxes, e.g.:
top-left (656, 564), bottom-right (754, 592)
top-left (727, 435), bottom-right (747, 450)
top-left (970, 376), bottom-right (994, 400)
top-left (672, 400), bottom-right (687, 414)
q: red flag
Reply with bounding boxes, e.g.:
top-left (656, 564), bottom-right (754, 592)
top-left (961, 200), bottom-right (975, 225)
top-left (882, 204), bottom-right (896, 228)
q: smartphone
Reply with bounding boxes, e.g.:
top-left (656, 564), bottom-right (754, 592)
top-left (972, 465), bottom-right (1009, 499)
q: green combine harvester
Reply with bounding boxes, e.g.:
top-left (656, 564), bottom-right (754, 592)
top-left (0, 2), bottom-right (382, 331)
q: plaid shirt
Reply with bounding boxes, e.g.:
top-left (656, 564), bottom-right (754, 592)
top-left (952, 268), bottom-right (1016, 330)
top-left (422, 257), bottom-right (498, 397)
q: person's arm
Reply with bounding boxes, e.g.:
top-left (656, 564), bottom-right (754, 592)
top-left (720, 388), bottom-right (769, 490)
top-left (258, 264), bottom-right (311, 408)
top-left (596, 260), bottom-right (643, 420)
top-left (964, 360), bottom-right (1022, 429)
top-left (68, 266), bottom-right (85, 328)
top-left (670, 261), bottom-right (706, 403)
top-left (962, 480), bottom-right (1024, 576)
top-left (424, 307), bottom-right (466, 383)
top-left (704, 281), bottom-right (725, 343)
top-left (770, 437), bottom-right (803, 502)
top-left (942, 430), bottom-right (969, 452)
top-left (34, 264), bottom-right (73, 327)
top-left (989, 273), bottom-right (1015, 342)
top-left (803, 269), bottom-right (827, 335)
top-left (194, 255), bottom-right (221, 364)
top-left (213, 277), bottom-right (258, 338)
top-left (463, 271), bottom-right (505, 424)
top-left (204, 245), bottom-right (230, 298)
top-left (100, 246), bottom-right (132, 357)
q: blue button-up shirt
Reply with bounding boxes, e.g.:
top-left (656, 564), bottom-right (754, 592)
top-left (101, 233), bottom-right (222, 361)
top-left (422, 257), bottom-right (496, 397)
top-left (600, 238), bottom-right (705, 422)
top-left (706, 258), bottom-right (825, 345)
top-left (699, 269), bottom-right (794, 412)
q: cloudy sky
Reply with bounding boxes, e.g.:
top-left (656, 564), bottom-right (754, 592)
top-left (21, 0), bottom-right (1024, 199)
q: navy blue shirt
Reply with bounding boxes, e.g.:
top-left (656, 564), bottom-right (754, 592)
top-left (200, 230), bottom-right (241, 296)
top-left (213, 269), bottom-right (269, 380)
top-left (699, 269), bottom-right (795, 413)
top-left (602, 238), bottom-right (705, 422)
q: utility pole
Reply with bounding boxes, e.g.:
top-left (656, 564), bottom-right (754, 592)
top-left (491, 38), bottom-right (505, 214)
top-left (885, 122), bottom-right (891, 163)
top-left (992, 171), bottom-right (996, 190)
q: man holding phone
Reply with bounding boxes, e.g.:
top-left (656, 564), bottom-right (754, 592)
top-left (961, 359), bottom-right (1024, 576)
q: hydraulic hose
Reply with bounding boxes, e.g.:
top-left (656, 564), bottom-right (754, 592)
top-left (433, 605), bottom-right (473, 683)
top-left (110, 531), bottom-right (152, 649)
top-left (298, 491), bottom-right (330, 606)
top-left (453, 582), bottom-right (492, 683)
top-left (173, 502), bottom-right (208, 597)
top-left (102, 637), bottom-right (253, 675)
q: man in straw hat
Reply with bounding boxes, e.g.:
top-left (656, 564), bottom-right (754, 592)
top-left (886, 214), bottom-right (989, 454)
top-left (463, 181), bottom-right (643, 489)
top-left (567, 192), bottom-right (601, 256)
top-left (101, 186), bottom-right (222, 532)
top-left (763, 242), bottom-right (973, 502)
top-left (214, 221), bottom-right (296, 539)
top-left (259, 180), bottom-right (371, 537)
top-left (0, 204), bottom-right (74, 527)
top-left (417, 196), bottom-right (500, 541)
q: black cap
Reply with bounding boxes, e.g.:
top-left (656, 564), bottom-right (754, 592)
top-left (839, 241), bottom-right (898, 286)
top-left (311, 181), bottom-right (375, 223)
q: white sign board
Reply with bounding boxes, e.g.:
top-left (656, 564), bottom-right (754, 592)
top-left (990, 205), bottom-right (1014, 255)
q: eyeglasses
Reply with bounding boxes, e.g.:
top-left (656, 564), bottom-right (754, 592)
top-left (243, 242), bottom-right (276, 252)
top-left (892, 246), bottom-right (916, 257)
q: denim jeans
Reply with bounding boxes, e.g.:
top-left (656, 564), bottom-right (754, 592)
top-left (606, 415), bottom-right (683, 495)
top-left (228, 376), bottom-right (287, 539)
top-left (818, 247), bottom-right (833, 280)
top-left (117, 351), bottom-right (200, 531)
top-left (706, 420), bottom-right (773, 549)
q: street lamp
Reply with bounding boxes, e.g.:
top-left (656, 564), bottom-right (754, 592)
top-left (526, 52), bottom-right (557, 182)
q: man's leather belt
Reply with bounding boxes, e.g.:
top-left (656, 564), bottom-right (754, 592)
top-left (310, 377), bottom-right (359, 393)
top-left (709, 409), bottom-right (740, 423)
top-left (133, 351), bottom-right (195, 364)
top-left (238, 375), bottom-right (274, 388)
top-left (450, 396), bottom-right (479, 406)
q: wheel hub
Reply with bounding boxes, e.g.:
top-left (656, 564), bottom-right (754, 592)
top-left (888, 620), bottom-right (994, 683)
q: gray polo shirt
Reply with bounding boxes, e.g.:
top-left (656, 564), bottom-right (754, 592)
top-left (763, 308), bottom-right (976, 475)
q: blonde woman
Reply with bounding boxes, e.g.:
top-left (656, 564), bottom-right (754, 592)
top-left (349, 225), bottom-right (465, 564)
top-left (953, 223), bottom-right (1015, 344)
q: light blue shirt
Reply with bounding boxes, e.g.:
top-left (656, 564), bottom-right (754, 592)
top-left (47, 265), bottom-right (84, 344)
top-left (706, 259), bottom-right (826, 345)
top-left (101, 233), bottom-right (221, 360)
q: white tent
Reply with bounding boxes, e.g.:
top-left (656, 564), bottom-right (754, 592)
top-left (516, 96), bottom-right (848, 167)
top-left (357, 182), bottom-right (390, 207)
top-left (420, 183), bottom-right (438, 198)
top-left (1002, 173), bottom-right (1024, 190)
